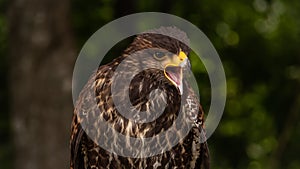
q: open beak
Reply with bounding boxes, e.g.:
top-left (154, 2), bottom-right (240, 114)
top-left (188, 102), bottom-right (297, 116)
top-left (165, 65), bottom-right (183, 94)
top-left (164, 51), bottom-right (189, 95)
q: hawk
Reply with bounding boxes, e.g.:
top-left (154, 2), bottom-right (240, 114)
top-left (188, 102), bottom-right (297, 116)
top-left (70, 27), bottom-right (210, 169)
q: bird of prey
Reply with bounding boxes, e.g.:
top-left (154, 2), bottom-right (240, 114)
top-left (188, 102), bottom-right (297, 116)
top-left (70, 27), bottom-right (210, 169)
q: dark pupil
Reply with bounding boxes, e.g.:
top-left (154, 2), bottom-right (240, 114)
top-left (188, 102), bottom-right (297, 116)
top-left (155, 52), bottom-right (165, 58)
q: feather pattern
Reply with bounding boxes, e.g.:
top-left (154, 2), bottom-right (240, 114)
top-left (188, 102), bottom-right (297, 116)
top-left (70, 27), bottom-right (209, 169)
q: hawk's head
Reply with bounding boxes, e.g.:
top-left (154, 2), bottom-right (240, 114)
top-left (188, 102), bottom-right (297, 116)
top-left (124, 26), bottom-right (191, 95)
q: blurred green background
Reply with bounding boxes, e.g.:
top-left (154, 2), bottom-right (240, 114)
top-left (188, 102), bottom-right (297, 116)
top-left (1, 0), bottom-right (300, 169)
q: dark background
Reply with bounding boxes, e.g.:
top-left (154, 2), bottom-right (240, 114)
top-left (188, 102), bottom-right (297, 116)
top-left (1, 0), bottom-right (300, 169)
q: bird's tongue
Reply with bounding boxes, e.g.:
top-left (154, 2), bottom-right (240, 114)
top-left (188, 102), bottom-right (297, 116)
top-left (165, 66), bottom-right (183, 94)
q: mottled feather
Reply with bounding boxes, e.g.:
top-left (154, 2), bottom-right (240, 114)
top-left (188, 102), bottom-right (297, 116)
top-left (70, 27), bottom-right (210, 169)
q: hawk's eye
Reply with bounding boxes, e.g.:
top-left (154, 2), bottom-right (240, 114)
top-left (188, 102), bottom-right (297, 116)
top-left (153, 51), bottom-right (166, 60)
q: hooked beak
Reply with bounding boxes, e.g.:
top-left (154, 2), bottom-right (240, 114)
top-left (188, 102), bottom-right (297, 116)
top-left (164, 51), bottom-right (189, 95)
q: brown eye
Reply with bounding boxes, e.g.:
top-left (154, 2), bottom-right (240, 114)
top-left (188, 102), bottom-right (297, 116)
top-left (153, 51), bottom-right (166, 60)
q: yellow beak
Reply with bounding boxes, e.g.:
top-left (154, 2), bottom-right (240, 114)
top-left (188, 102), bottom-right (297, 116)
top-left (164, 50), bottom-right (188, 95)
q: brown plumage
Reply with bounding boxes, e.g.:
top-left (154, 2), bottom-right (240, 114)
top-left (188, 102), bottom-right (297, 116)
top-left (70, 27), bottom-right (210, 169)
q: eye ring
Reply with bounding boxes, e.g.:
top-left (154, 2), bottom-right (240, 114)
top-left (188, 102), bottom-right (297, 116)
top-left (153, 51), bottom-right (166, 60)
